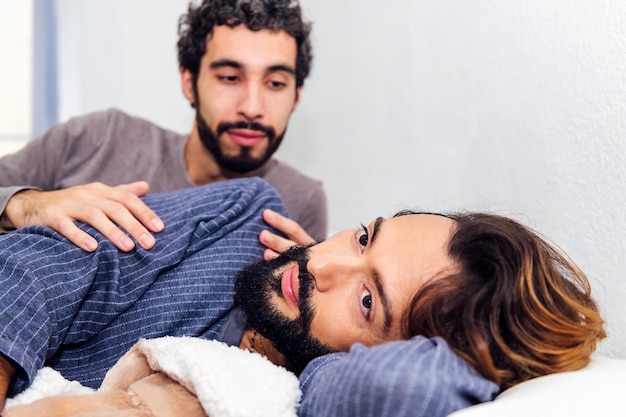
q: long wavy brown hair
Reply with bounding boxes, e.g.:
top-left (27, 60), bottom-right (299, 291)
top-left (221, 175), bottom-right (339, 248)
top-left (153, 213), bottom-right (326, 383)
top-left (400, 211), bottom-right (606, 390)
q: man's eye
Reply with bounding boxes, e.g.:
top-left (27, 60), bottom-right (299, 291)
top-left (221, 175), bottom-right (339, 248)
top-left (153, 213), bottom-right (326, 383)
top-left (360, 287), bottom-right (373, 318)
top-left (357, 224), bottom-right (369, 248)
top-left (267, 80), bottom-right (287, 90)
top-left (218, 75), bottom-right (239, 83)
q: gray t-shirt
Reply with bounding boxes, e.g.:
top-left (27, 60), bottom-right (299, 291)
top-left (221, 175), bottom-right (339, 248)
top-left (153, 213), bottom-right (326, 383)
top-left (0, 108), bottom-right (327, 241)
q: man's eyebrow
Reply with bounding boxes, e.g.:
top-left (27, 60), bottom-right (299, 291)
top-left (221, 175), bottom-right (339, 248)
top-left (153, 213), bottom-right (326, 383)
top-left (209, 60), bottom-right (295, 76)
top-left (373, 269), bottom-right (393, 335)
top-left (370, 216), bottom-right (384, 246)
top-left (369, 217), bottom-right (392, 335)
top-left (267, 64), bottom-right (296, 76)
top-left (210, 59), bottom-right (242, 70)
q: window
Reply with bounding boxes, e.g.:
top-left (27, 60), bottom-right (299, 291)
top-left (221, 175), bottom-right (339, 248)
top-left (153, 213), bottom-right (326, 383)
top-left (0, 0), bottom-right (33, 156)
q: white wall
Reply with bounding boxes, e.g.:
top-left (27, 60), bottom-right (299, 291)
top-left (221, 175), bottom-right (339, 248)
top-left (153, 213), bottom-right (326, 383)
top-left (55, 0), bottom-right (194, 131)
top-left (52, 0), bottom-right (626, 358)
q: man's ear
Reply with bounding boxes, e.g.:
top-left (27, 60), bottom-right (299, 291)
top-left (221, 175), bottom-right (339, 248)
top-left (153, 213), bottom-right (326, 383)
top-left (292, 86), bottom-right (303, 113)
top-left (180, 68), bottom-right (195, 107)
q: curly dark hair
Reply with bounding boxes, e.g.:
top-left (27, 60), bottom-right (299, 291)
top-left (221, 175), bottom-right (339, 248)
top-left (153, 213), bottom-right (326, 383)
top-left (398, 211), bottom-right (606, 390)
top-left (177, 0), bottom-right (313, 88)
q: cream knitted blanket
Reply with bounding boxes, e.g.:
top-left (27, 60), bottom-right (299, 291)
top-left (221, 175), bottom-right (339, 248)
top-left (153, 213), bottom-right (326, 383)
top-left (6, 337), bottom-right (301, 417)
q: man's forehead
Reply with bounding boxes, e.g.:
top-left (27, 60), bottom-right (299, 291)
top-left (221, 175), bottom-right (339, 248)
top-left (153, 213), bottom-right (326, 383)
top-left (204, 25), bottom-right (297, 70)
top-left (206, 24), bottom-right (297, 49)
top-left (373, 214), bottom-right (456, 259)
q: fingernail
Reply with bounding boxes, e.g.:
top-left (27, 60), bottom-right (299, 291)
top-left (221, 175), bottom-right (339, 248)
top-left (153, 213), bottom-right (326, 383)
top-left (265, 209), bottom-right (275, 220)
top-left (119, 235), bottom-right (135, 250)
top-left (83, 238), bottom-right (98, 252)
top-left (139, 233), bottom-right (155, 249)
top-left (260, 230), bottom-right (273, 243)
top-left (151, 218), bottom-right (164, 231)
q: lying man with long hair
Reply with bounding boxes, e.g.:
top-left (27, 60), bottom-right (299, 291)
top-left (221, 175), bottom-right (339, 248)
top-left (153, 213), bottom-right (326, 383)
top-left (0, 178), bottom-right (605, 416)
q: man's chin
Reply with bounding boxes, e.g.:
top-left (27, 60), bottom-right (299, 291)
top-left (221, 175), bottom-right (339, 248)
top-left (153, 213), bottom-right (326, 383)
top-left (217, 156), bottom-right (268, 173)
top-left (272, 332), bottom-right (335, 375)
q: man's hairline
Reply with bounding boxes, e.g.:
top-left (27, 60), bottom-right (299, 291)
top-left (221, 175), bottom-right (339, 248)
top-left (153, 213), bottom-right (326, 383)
top-left (186, 25), bottom-right (302, 90)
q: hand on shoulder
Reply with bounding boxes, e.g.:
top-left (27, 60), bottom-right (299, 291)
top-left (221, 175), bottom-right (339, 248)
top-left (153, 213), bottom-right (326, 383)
top-left (1, 182), bottom-right (164, 252)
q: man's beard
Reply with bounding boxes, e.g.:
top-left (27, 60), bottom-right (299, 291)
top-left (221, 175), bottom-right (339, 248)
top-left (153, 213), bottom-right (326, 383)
top-left (234, 245), bottom-right (334, 374)
top-left (196, 110), bottom-right (286, 174)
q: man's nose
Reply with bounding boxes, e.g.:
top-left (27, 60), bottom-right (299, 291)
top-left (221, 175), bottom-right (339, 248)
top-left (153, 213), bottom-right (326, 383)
top-left (306, 253), bottom-right (362, 292)
top-left (237, 82), bottom-right (265, 121)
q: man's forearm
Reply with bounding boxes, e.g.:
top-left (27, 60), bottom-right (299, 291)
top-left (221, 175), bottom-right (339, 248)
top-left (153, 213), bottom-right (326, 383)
top-left (0, 354), bottom-right (16, 409)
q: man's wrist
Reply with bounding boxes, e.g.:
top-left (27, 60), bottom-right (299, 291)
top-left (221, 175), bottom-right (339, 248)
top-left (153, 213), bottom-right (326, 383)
top-left (0, 189), bottom-right (36, 230)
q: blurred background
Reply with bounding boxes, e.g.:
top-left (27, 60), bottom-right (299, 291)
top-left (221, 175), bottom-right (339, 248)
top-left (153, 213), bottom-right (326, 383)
top-left (1, 0), bottom-right (625, 358)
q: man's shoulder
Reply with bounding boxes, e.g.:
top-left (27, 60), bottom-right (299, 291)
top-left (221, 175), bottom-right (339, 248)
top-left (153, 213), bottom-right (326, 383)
top-left (260, 159), bottom-right (326, 211)
top-left (143, 177), bottom-right (289, 230)
top-left (66, 108), bottom-right (134, 125)
top-left (298, 337), bottom-right (499, 417)
top-left (69, 108), bottom-right (168, 131)
top-left (64, 108), bottom-right (187, 146)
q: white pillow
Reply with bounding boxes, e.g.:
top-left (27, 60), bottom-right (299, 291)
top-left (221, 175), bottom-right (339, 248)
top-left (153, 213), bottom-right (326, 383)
top-left (449, 357), bottom-right (626, 417)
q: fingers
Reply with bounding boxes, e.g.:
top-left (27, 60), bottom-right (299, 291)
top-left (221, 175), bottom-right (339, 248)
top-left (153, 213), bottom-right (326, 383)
top-left (258, 228), bottom-right (295, 260)
top-left (260, 209), bottom-right (316, 259)
top-left (70, 204), bottom-right (152, 252)
top-left (53, 216), bottom-right (101, 252)
top-left (68, 185), bottom-right (164, 252)
top-left (113, 182), bottom-right (165, 233)
top-left (4, 183), bottom-right (165, 252)
top-left (262, 209), bottom-right (315, 245)
top-left (115, 181), bottom-right (150, 197)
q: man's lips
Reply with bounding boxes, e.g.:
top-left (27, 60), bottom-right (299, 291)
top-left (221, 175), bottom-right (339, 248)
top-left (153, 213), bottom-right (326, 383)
top-left (227, 129), bottom-right (266, 147)
top-left (281, 264), bottom-right (300, 312)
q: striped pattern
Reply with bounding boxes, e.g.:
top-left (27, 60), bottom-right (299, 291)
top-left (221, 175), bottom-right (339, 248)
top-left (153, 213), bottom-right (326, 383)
top-left (298, 336), bottom-right (499, 417)
top-left (0, 178), bottom-right (287, 394)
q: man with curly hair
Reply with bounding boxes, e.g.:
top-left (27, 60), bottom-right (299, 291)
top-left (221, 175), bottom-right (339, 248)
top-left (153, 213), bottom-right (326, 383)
top-left (0, 0), bottom-right (325, 257)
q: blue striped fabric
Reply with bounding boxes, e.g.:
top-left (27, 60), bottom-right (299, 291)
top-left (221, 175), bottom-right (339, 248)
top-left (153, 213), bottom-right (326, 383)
top-left (298, 336), bottom-right (499, 417)
top-left (0, 177), bottom-right (288, 395)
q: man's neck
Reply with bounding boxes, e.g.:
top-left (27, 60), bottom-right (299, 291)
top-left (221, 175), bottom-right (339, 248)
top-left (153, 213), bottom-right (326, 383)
top-left (239, 327), bottom-right (288, 368)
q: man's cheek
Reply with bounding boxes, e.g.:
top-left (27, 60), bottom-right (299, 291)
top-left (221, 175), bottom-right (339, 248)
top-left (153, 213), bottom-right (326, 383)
top-left (307, 313), bottom-right (344, 351)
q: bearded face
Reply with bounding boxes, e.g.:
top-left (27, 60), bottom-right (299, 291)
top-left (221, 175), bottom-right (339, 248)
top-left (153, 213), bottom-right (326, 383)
top-left (192, 72), bottom-right (289, 174)
top-left (195, 111), bottom-right (286, 173)
top-left (233, 245), bottom-right (334, 374)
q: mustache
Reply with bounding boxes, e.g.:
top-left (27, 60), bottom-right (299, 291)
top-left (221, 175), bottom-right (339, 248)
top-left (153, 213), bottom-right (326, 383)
top-left (263, 244), bottom-right (317, 322)
top-left (291, 248), bottom-right (316, 329)
top-left (216, 120), bottom-right (276, 139)
top-left (272, 245), bottom-right (318, 331)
